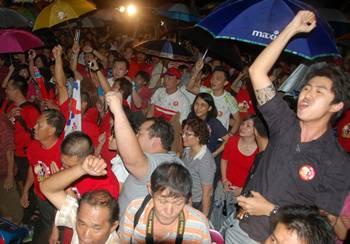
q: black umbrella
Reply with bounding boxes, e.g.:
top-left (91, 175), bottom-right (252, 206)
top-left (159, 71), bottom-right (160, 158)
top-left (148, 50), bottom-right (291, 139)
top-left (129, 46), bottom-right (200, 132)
top-left (179, 26), bottom-right (243, 70)
top-left (134, 40), bottom-right (194, 62)
top-left (0, 8), bottom-right (31, 28)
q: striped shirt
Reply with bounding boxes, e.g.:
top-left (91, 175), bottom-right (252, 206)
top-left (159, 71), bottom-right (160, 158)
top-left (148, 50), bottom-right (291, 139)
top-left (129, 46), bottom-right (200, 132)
top-left (119, 197), bottom-right (211, 243)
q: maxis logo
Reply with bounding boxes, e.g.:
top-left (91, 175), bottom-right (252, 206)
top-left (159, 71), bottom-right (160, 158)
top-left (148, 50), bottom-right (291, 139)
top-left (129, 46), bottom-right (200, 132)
top-left (252, 30), bottom-right (280, 40)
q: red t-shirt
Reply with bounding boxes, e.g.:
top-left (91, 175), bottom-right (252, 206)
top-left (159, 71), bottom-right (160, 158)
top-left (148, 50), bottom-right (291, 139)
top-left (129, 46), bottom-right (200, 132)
top-left (27, 139), bottom-right (62, 200)
top-left (235, 87), bottom-right (256, 119)
top-left (337, 109), bottom-right (350, 153)
top-left (99, 112), bottom-right (116, 164)
top-left (73, 168), bottom-right (119, 199)
top-left (222, 135), bottom-right (258, 187)
top-left (6, 102), bottom-right (40, 157)
top-left (131, 86), bottom-right (153, 112)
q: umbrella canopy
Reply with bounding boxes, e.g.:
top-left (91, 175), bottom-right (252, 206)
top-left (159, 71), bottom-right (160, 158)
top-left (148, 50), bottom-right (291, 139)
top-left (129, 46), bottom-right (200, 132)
top-left (0, 29), bottom-right (44, 53)
top-left (157, 3), bottom-right (200, 23)
top-left (179, 26), bottom-right (242, 70)
top-left (319, 8), bottom-right (350, 38)
top-left (33, 0), bottom-right (96, 31)
top-left (0, 8), bottom-right (31, 28)
top-left (197, 0), bottom-right (340, 60)
top-left (134, 40), bottom-right (194, 62)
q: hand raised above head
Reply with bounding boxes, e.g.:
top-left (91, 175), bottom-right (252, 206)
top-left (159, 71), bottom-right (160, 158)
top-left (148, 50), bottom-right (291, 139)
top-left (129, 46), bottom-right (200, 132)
top-left (80, 155), bottom-right (107, 176)
top-left (290, 10), bottom-right (316, 34)
top-left (52, 45), bottom-right (63, 60)
top-left (105, 91), bottom-right (123, 115)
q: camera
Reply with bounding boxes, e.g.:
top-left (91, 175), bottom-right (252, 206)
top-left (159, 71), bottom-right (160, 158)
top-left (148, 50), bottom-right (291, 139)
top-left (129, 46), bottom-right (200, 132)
top-left (88, 61), bottom-right (94, 69)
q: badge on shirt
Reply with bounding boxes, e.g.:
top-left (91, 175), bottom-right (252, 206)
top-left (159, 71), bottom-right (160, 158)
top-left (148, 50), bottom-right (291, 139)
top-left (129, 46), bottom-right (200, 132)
top-left (173, 101), bottom-right (179, 107)
top-left (342, 123), bottom-right (350, 139)
top-left (298, 164), bottom-right (316, 181)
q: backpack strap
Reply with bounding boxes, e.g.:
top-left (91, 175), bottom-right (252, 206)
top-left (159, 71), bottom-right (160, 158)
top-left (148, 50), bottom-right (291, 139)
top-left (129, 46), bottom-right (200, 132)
top-left (133, 194), bottom-right (152, 229)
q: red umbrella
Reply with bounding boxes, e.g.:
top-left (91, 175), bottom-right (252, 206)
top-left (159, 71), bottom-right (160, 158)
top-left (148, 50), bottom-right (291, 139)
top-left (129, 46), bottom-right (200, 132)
top-left (0, 29), bottom-right (44, 53)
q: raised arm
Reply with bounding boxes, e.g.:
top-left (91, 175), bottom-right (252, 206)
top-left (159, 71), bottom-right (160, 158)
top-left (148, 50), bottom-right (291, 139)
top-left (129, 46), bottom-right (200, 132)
top-left (28, 49), bottom-right (36, 80)
top-left (52, 45), bottom-right (68, 105)
top-left (186, 58), bottom-right (203, 94)
top-left (82, 45), bottom-right (108, 69)
top-left (105, 91), bottom-right (149, 179)
top-left (89, 59), bottom-right (112, 93)
top-left (70, 41), bottom-right (83, 81)
top-left (1, 64), bottom-right (14, 89)
top-left (249, 10), bottom-right (316, 106)
top-left (40, 155), bottom-right (107, 210)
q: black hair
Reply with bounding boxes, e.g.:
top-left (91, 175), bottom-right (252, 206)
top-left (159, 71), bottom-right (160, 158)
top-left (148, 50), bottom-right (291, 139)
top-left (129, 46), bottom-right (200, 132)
top-left (151, 163), bottom-right (192, 203)
top-left (78, 190), bottom-right (119, 224)
top-left (8, 76), bottom-right (28, 97)
top-left (190, 93), bottom-right (218, 120)
top-left (213, 66), bottom-right (229, 81)
top-left (135, 70), bottom-right (150, 85)
top-left (202, 64), bottom-right (212, 76)
top-left (114, 77), bottom-right (132, 99)
top-left (61, 131), bottom-right (94, 159)
top-left (272, 205), bottom-right (335, 244)
top-left (42, 109), bottom-right (66, 138)
top-left (113, 57), bottom-right (129, 70)
top-left (252, 114), bottom-right (269, 138)
top-left (304, 64), bottom-right (350, 123)
top-left (35, 54), bottom-right (50, 68)
top-left (144, 117), bottom-right (174, 151)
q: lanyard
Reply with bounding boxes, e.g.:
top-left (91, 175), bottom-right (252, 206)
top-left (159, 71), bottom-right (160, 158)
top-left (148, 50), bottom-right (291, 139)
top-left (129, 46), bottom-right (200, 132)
top-left (145, 208), bottom-right (185, 244)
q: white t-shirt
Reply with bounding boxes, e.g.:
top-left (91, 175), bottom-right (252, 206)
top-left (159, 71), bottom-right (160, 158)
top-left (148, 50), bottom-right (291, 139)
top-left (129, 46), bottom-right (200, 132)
top-left (151, 88), bottom-right (190, 122)
top-left (200, 87), bottom-right (239, 129)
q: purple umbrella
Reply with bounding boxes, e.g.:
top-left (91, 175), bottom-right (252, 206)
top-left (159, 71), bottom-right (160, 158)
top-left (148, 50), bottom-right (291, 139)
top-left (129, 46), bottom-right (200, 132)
top-left (0, 29), bottom-right (44, 53)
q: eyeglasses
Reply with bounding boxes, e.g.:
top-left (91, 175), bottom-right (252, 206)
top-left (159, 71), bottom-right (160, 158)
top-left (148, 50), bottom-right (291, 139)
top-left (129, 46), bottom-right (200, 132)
top-left (181, 131), bottom-right (196, 137)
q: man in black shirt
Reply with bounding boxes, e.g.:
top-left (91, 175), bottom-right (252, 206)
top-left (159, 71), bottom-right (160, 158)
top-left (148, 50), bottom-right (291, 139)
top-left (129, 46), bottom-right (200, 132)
top-left (225, 10), bottom-right (350, 243)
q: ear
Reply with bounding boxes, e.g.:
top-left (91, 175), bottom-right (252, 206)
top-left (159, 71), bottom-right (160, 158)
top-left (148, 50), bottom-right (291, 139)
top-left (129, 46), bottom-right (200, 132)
top-left (147, 184), bottom-right (152, 195)
top-left (330, 102), bottom-right (344, 113)
top-left (48, 126), bottom-right (57, 137)
top-left (208, 106), bottom-right (212, 112)
top-left (224, 80), bottom-right (229, 87)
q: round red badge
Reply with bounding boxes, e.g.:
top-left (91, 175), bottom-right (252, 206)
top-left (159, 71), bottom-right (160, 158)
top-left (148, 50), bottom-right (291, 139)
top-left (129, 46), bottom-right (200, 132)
top-left (298, 164), bottom-right (316, 181)
top-left (173, 101), bottom-right (179, 106)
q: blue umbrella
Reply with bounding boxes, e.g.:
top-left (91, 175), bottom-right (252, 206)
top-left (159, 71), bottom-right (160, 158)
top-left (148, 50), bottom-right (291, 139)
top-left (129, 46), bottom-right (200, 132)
top-left (157, 3), bottom-right (200, 23)
top-left (197, 0), bottom-right (340, 60)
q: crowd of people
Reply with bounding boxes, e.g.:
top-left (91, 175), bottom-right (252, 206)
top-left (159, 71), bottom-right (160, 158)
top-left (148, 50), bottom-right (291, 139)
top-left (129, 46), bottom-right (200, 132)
top-left (0, 8), bottom-right (350, 244)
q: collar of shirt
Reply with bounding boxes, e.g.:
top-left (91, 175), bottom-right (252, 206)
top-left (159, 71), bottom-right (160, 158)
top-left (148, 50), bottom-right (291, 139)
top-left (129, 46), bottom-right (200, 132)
top-left (193, 145), bottom-right (208, 160)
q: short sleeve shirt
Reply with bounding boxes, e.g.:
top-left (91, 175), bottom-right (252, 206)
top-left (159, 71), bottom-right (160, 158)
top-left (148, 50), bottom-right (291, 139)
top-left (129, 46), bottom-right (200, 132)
top-left (200, 87), bottom-right (239, 129)
top-left (119, 197), bottom-right (211, 243)
top-left (55, 195), bottom-right (120, 244)
top-left (151, 88), bottom-right (190, 122)
top-left (239, 94), bottom-right (350, 242)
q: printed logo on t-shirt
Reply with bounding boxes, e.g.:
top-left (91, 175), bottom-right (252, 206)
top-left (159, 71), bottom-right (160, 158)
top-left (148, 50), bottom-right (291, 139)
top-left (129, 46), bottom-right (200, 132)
top-left (33, 160), bottom-right (51, 182)
top-left (298, 164), bottom-right (316, 181)
top-left (238, 101), bottom-right (249, 113)
top-left (342, 123), bottom-right (350, 139)
top-left (173, 101), bottom-right (179, 107)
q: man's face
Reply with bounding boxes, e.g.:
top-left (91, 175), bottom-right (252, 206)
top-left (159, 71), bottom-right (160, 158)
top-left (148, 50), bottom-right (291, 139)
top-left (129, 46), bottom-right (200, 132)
top-left (112, 62), bottom-right (128, 79)
top-left (136, 52), bottom-right (146, 63)
top-left (136, 120), bottom-right (154, 153)
top-left (297, 76), bottom-right (341, 123)
top-left (76, 202), bottom-right (116, 244)
top-left (163, 75), bottom-right (179, 92)
top-left (210, 71), bottom-right (227, 92)
top-left (265, 223), bottom-right (305, 244)
top-left (61, 154), bottom-right (81, 169)
top-left (34, 114), bottom-right (54, 142)
top-left (152, 188), bottom-right (186, 225)
top-left (124, 47), bottom-right (133, 60)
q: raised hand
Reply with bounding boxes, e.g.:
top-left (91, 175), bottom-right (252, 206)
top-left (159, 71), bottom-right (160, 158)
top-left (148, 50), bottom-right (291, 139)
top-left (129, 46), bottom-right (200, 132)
top-left (52, 45), bottom-right (63, 60)
top-left (105, 91), bottom-right (123, 115)
top-left (80, 155), bottom-right (107, 176)
top-left (290, 10), bottom-right (316, 34)
top-left (72, 41), bottom-right (80, 54)
top-left (28, 49), bottom-right (37, 60)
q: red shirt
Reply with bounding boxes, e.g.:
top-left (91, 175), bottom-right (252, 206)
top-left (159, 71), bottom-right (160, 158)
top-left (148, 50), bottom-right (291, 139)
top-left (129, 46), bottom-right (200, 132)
top-left (337, 109), bottom-right (350, 153)
top-left (235, 87), bottom-right (256, 119)
top-left (222, 135), bottom-right (258, 187)
top-left (99, 112), bottom-right (116, 164)
top-left (6, 102), bottom-right (40, 157)
top-left (131, 86), bottom-right (153, 112)
top-left (73, 168), bottom-right (119, 199)
top-left (27, 139), bottom-right (62, 200)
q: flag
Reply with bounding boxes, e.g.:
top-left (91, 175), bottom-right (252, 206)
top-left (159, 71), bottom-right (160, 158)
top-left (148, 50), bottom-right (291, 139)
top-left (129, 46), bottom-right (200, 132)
top-left (65, 80), bottom-right (81, 136)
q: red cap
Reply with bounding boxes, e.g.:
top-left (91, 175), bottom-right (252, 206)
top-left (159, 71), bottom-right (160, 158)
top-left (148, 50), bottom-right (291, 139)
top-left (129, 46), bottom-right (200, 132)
top-left (162, 67), bottom-right (181, 79)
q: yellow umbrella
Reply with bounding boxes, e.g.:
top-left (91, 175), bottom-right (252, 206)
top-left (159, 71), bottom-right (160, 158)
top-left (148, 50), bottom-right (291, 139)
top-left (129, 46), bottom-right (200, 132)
top-left (33, 0), bottom-right (96, 31)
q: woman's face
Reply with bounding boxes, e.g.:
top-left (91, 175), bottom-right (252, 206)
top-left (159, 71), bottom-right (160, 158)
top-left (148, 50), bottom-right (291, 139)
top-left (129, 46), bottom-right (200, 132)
top-left (239, 118), bottom-right (255, 137)
top-left (193, 96), bottom-right (211, 120)
top-left (35, 57), bottom-right (44, 68)
top-left (182, 125), bottom-right (200, 148)
top-left (19, 68), bottom-right (29, 79)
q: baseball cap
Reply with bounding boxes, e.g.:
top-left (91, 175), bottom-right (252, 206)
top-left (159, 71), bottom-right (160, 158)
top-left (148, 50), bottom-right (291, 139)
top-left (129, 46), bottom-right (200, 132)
top-left (162, 67), bottom-right (181, 79)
